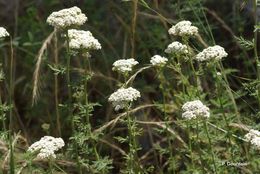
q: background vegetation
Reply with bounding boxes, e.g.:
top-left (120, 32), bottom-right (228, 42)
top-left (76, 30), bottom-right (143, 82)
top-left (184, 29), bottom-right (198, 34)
top-left (0, 0), bottom-right (259, 173)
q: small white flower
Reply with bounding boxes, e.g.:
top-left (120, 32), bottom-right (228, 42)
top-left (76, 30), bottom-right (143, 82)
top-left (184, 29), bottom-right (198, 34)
top-left (168, 20), bottom-right (198, 37)
top-left (28, 136), bottom-right (65, 159)
top-left (195, 45), bottom-right (228, 62)
top-left (68, 29), bottom-right (101, 51)
top-left (112, 58), bottom-right (139, 74)
top-left (245, 129), bottom-right (260, 149)
top-left (165, 41), bottom-right (189, 55)
top-left (216, 72), bottom-right (222, 76)
top-left (150, 55), bottom-right (168, 67)
top-left (47, 6), bottom-right (87, 29)
top-left (182, 100), bottom-right (210, 120)
top-left (0, 27), bottom-right (9, 38)
top-left (108, 87), bottom-right (141, 111)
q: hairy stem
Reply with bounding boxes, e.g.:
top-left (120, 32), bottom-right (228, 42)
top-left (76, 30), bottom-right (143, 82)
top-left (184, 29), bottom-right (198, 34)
top-left (126, 105), bottom-right (140, 173)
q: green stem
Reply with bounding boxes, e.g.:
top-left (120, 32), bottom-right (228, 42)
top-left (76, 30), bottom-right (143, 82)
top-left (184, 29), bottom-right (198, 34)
top-left (196, 120), bottom-right (205, 173)
top-left (65, 31), bottom-right (73, 132)
top-left (187, 122), bottom-right (195, 171)
top-left (189, 59), bottom-right (202, 96)
top-left (48, 159), bottom-right (54, 174)
top-left (65, 31), bottom-right (81, 174)
top-left (217, 62), bottom-right (240, 123)
top-left (203, 120), bottom-right (217, 173)
top-left (253, 0), bottom-right (260, 108)
top-left (215, 70), bottom-right (234, 159)
top-left (9, 36), bottom-right (15, 174)
top-left (84, 57), bottom-right (90, 124)
top-left (54, 31), bottom-right (61, 137)
top-left (126, 108), bottom-right (134, 172)
top-left (126, 105), bottom-right (139, 173)
top-left (157, 69), bottom-right (176, 173)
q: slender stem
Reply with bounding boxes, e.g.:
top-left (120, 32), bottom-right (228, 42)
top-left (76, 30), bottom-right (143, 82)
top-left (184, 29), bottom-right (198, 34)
top-left (65, 31), bottom-right (82, 174)
top-left (126, 105), bottom-right (139, 173)
top-left (126, 107), bottom-right (134, 172)
top-left (93, 144), bottom-right (100, 160)
top-left (203, 120), bottom-right (217, 173)
top-left (65, 31), bottom-right (73, 131)
top-left (215, 69), bottom-right (234, 159)
top-left (253, 0), bottom-right (260, 107)
top-left (54, 31), bottom-right (61, 137)
top-left (84, 57), bottom-right (90, 124)
top-left (187, 122), bottom-right (195, 171)
top-left (217, 63), bottom-right (240, 123)
top-left (9, 36), bottom-right (15, 174)
top-left (196, 120), bottom-right (205, 173)
top-left (48, 159), bottom-right (54, 174)
top-left (190, 59), bottom-right (197, 84)
top-left (157, 69), bottom-right (175, 173)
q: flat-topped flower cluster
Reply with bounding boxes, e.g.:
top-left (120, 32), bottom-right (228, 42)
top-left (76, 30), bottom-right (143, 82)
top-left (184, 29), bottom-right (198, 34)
top-left (47, 6), bottom-right (87, 29)
top-left (165, 41), bottom-right (188, 55)
top-left (47, 6), bottom-right (101, 53)
top-left (182, 100), bottom-right (210, 120)
top-left (168, 20), bottom-right (198, 37)
top-left (150, 55), bottom-right (168, 67)
top-left (68, 29), bottom-right (101, 50)
top-left (245, 129), bottom-right (260, 149)
top-left (28, 136), bottom-right (65, 159)
top-left (108, 87), bottom-right (141, 111)
top-left (195, 45), bottom-right (228, 62)
top-left (112, 58), bottom-right (139, 74)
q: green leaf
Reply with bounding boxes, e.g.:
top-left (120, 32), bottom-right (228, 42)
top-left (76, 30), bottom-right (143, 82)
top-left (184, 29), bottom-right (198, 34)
top-left (234, 36), bottom-right (254, 50)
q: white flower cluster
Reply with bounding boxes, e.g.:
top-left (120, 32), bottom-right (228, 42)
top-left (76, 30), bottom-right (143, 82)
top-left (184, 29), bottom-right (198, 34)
top-left (195, 45), bottom-right (228, 62)
top-left (245, 129), bottom-right (260, 149)
top-left (168, 20), bottom-right (198, 37)
top-left (68, 29), bottom-right (101, 50)
top-left (47, 6), bottom-right (87, 29)
top-left (112, 58), bottom-right (139, 74)
top-left (182, 100), bottom-right (210, 120)
top-left (0, 27), bottom-right (9, 38)
top-left (165, 41), bottom-right (188, 55)
top-left (150, 55), bottom-right (168, 66)
top-left (28, 136), bottom-right (65, 159)
top-left (108, 87), bottom-right (141, 111)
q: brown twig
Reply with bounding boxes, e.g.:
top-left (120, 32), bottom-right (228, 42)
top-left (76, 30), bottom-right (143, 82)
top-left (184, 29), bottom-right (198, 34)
top-left (94, 104), bottom-right (155, 133)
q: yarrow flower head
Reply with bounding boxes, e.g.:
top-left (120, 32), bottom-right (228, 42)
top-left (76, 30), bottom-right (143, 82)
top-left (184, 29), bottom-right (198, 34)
top-left (195, 45), bottom-right (228, 62)
top-left (150, 55), bottom-right (168, 67)
top-left (245, 129), bottom-right (260, 149)
top-left (68, 29), bottom-right (101, 51)
top-left (182, 100), bottom-right (210, 120)
top-left (28, 136), bottom-right (65, 159)
top-left (168, 20), bottom-right (198, 37)
top-left (0, 27), bottom-right (9, 38)
top-left (112, 58), bottom-right (139, 74)
top-left (165, 41), bottom-right (189, 55)
top-left (108, 87), bottom-right (141, 111)
top-left (47, 6), bottom-right (87, 29)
